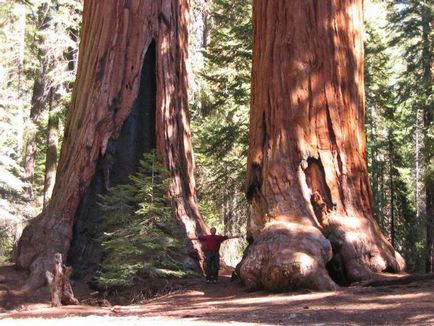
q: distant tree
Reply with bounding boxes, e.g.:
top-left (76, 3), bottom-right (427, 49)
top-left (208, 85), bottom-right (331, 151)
top-left (364, 7), bottom-right (422, 271)
top-left (23, 0), bottom-right (81, 202)
top-left (0, 1), bottom-right (31, 263)
top-left (387, 0), bottom-right (434, 272)
top-left (191, 0), bottom-right (252, 263)
top-left (43, 91), bottom-right (59, 207)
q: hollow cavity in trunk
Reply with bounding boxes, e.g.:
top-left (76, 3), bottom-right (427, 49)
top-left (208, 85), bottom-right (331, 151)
top-left (67, 41), bottom-right (157, 280)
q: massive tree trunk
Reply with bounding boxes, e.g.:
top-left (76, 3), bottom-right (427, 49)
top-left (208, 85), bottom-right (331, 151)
top-left (238, 0), bottom-right (405, 292)
top-left (16, 0), bottom-right (206, 289)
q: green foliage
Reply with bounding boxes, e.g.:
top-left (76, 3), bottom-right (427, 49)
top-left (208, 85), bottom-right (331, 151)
top-left (0, 147), bottom-right (28, 263)
top-left (364, 0), bottom-right (431, 271)
top-left (0, 1), bottom-right (31, 260)
top-left (385, 0), bottom-right (434, 270)
top-left (96, 152), bottom-right (187, 288)
top-left (26, 0), bottom-right (81, 205)
top-left (190, 0), bottom-right (252, 241)
top-left (0, 2), bottom-right (32, 156)
top-left (0, 0), bottom-right (81, 260)
top-left (198, 200), bottom-right (223, 233)
top-left (386, 0), bottom-right (434, 173)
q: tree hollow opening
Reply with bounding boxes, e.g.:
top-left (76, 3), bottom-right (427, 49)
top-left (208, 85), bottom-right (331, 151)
top-left (303, 157), bottom-right (351, 285)
top-left (304, 157), bottom-right (333, 225)
top-left (67, 40), bottom-right (157, 280)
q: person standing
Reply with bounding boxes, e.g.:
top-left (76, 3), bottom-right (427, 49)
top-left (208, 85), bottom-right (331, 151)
top-left (190, 227), bottom-right (240, 283)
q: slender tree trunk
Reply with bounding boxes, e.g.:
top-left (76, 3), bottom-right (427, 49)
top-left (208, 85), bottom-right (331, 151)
top-left (201, 0), bottom-right (210, 49)
top-left (368, 105), bottom-right (381, 225)
top-left (238, 0), bottom-right (405, 292)
top-left (16, 3), bottom-right (26, 156)
top-left (415, 108), bottom-right (423, 219)
top-left (43, 92), bottom-right (59, 208)
top-left (421, 4), bottom-right (433, 274)
top-left (23, 77), bottom-right (48, 199)
top-left (379, 163), bottom-right (386, 229)
top-left (16, 0), bottom-right (206, 289)
top-left (23, 2), bottom-right (53, 200)
top-left (23, 134), bottom-right (37, 200)
top-left (388, 132), bottom-right (395, 247)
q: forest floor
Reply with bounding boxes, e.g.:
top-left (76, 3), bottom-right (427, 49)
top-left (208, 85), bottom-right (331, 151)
top-left (0, 264), bottom-right (433, 325)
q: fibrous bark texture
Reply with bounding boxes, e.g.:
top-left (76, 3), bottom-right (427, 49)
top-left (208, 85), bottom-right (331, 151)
top-left (239, 0), bottom-right (405, 292)
top-left (16, 0), bottom-right (206, 289)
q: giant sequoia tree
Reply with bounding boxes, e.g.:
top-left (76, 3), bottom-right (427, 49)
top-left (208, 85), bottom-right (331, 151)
top-left (238, 0), bottom-right (405, 291)
top-left (16, 0), bottom-right (206, 289)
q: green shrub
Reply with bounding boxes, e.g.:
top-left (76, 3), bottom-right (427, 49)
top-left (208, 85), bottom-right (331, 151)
top-left (96, 152), bottom-right (187, 288)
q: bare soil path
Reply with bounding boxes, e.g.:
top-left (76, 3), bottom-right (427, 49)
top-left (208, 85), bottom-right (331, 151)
top-left (1, 265), bottom-right (433, 325)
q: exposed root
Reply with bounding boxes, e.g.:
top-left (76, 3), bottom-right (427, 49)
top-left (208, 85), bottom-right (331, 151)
top-left (238, 221), bottom-right (337, 292)
top-left (324, 213), bottom-right (406, 283)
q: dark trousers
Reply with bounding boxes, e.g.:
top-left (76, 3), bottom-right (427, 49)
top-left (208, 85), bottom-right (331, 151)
top-left (205, 251), bottom-right (220, 281)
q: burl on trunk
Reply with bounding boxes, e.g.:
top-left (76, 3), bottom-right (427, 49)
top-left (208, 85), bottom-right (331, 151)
top-left (238, 0), bottom-right (405, 291)
top-left (15, 0), bottom-right (206, 289)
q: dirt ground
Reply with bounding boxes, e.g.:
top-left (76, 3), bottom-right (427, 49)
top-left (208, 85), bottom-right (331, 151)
top-left (1, 265), bottom-right (433, 325)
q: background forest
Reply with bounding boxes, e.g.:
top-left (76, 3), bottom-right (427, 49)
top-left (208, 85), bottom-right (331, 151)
top-left (0, 0), bottom-right (432, 280)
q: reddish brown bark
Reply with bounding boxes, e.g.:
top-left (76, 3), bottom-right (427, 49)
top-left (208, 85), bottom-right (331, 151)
top-left (239, 0), bottom-right (405, 291)
top-left (16, 0), bottom-right (206, 289)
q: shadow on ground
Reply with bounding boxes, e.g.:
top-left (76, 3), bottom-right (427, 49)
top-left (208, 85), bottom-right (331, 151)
top-left (1, 265), bottom-right (433, 325)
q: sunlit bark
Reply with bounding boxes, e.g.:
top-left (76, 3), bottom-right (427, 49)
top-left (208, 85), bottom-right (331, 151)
top-left (239, 0), bottom-right (405, 292)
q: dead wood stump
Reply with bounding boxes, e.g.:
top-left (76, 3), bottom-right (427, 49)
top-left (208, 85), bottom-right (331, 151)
top-left (45, 253), bottom-right (79, 306)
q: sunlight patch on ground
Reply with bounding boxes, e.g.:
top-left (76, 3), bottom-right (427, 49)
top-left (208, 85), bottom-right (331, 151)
top-left (211, 291), bottom-right (337, 306)
top-left (0, 316), bottom-right (265, 326)
top-left (355, 292), bottom-right (432, 302)
top-left (408, 314), bottom-right (434, 323)
top-left (4, 303), bottom-right (109, 316)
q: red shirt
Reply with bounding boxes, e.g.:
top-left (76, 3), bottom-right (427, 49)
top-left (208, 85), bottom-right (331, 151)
top-left (199, 235), bottom-right (228, 252)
